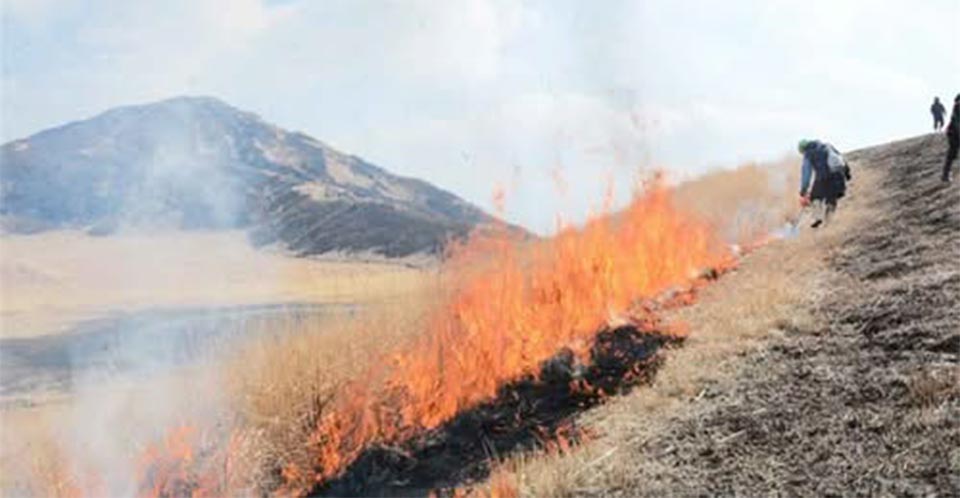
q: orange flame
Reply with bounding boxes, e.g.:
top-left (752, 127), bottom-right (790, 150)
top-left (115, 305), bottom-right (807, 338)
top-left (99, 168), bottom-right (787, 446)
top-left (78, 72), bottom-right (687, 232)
top-left (135, 424), bottom-right (244, 498)
top-left (282, 179), bottom-right (730, 492)
top-left (128, 177), bottom-right (732, 497)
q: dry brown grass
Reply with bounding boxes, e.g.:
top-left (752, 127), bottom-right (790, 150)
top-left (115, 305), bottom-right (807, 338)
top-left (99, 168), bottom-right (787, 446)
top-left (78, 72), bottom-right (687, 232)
top-left (4, 155), bottom-right (863, 497)
top-left (217, 285), bottom-right (443, 492)
top-left (0, 358), bottom-right (239, 496)
top-left (0, 407), bottom-right (80, 498)
top-left (483, 165), bottom-right (880, 497)
top-left (0, 230), bottom-right (426, 338)
top-left (674, 156), bottom-right (800, 243)
top-left (1, 284), bottom-right (435, 497)
top-left (1, 229), bottom-right (432, 495)
top-left (199, 155), bottom-right (833, 495)
top-left (0, 294), bottom-right (442, 496)
top-left (906, 368), bottom-right (960, 410)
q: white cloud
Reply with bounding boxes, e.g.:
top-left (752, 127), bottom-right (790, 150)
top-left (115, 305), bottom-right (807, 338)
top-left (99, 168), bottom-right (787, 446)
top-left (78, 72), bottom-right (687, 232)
top-left (3, 0), bottom-right (958, 232)
top-left (2, 0), bottom-right (69, 26)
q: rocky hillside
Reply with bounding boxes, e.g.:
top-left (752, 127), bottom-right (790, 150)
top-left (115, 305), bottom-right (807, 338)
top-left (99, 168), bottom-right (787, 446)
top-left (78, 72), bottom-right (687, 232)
top-left (0, 96), bottom-right (496, 257)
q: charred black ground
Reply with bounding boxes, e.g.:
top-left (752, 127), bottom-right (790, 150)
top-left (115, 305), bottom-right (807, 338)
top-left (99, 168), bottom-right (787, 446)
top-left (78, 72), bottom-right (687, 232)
top-left (311, 326), bottom-right (677, 497)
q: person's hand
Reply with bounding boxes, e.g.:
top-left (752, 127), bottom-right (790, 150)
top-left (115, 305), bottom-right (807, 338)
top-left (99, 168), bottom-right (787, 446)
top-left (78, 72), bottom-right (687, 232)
top-left (799, 195), bottom-right (811, 207)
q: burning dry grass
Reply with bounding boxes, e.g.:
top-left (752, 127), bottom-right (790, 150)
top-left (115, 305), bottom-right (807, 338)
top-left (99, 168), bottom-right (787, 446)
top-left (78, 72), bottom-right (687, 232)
top-left (1, 241), bottom-right (431, 496)
top-left (482, 165), bottom-right (880, 497)
top-left (219, 295), bottom-right (439, 492)
top-left (8, 155), bottom-right (821, 497)
top-left (2, 410), bottom-right (87, 498)
top-left (1, 362), bottom-right (230, 497)
top-left (1, 297), bottom-right (439, 497)
top-left (269, 180), bottom-right (733, 495)
top-left (83, 179), bottom-right (734, 497)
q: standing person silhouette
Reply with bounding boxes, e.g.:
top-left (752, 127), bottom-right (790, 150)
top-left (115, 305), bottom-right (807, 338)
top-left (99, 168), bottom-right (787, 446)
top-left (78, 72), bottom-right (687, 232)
top-left (942, 94), bottom-right (960, 182)
top-left (931, 97), bottom-right (946, 131)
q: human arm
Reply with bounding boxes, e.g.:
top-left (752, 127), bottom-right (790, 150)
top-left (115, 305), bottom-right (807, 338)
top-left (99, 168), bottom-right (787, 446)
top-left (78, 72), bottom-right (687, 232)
top-left (799, 155), bottom-right (812, 197)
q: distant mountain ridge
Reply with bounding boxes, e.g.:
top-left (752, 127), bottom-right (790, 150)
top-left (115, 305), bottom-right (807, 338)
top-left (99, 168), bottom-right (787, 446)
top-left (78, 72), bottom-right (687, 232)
top-left (0, 96), bottom-right (499, 257)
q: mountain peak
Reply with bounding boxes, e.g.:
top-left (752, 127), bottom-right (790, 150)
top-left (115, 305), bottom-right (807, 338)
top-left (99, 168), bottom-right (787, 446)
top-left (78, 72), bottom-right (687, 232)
top-left (157, 95), bottom-right (230, 107)
top-left (96, 95), bottom-right (262, 127)
top-left (1, 98), bottom-right (497, 257)
top-left (143, 95), bottom-right (259, 119)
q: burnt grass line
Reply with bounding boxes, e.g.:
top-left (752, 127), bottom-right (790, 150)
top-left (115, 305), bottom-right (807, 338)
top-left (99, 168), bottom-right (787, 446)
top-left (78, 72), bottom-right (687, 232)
top-left (311, 325), bottom-right (678, 497)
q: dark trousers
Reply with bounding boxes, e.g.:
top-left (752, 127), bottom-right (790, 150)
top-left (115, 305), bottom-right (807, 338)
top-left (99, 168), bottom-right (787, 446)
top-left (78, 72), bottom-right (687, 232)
top-left (825, 198), bottom-right (837, 216)
top-left (944, 137), bottom-right (959, 180)
top-left (934, 116), bottom-right (945, 130)
top-left (809, 198), bottom-right (838, 228)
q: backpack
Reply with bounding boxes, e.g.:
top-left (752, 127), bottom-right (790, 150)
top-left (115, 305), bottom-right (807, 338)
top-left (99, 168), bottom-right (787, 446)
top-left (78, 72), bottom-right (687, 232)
top-left (826, 145), bottom-right (846, 175)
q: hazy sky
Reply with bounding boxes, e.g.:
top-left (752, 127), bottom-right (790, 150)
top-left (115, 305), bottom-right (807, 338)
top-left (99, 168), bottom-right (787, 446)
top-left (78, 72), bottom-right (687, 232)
top-left (3, 0), bottom-right (958, 232)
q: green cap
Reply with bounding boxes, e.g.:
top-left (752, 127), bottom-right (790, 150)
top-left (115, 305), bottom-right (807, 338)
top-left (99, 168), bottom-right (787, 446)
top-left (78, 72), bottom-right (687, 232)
top-left (797, 139), bottom-right (811, 153)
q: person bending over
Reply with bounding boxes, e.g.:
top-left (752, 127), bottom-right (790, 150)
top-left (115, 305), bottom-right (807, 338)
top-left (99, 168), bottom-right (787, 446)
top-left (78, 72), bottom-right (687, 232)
top-left (798, 138), bottom-right (851, 227)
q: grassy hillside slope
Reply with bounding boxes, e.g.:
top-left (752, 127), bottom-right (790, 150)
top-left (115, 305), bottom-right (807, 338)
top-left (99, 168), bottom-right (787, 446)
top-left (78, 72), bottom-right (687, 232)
top-left (497, 134), bottom-right (958, 497)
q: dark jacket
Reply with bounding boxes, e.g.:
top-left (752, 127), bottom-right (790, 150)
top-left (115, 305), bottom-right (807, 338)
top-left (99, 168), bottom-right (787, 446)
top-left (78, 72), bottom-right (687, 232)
top-left (948, 100), bottom-right (960, 143)
top-left (932, 100), bottom-right (946, 118)
top-left (800, 140), bottom-right (847, 201)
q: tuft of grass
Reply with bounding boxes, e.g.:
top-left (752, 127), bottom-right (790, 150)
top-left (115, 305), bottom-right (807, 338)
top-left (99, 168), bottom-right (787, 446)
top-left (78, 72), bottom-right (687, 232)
top-left (907, 368), bottom-right (960, 409)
